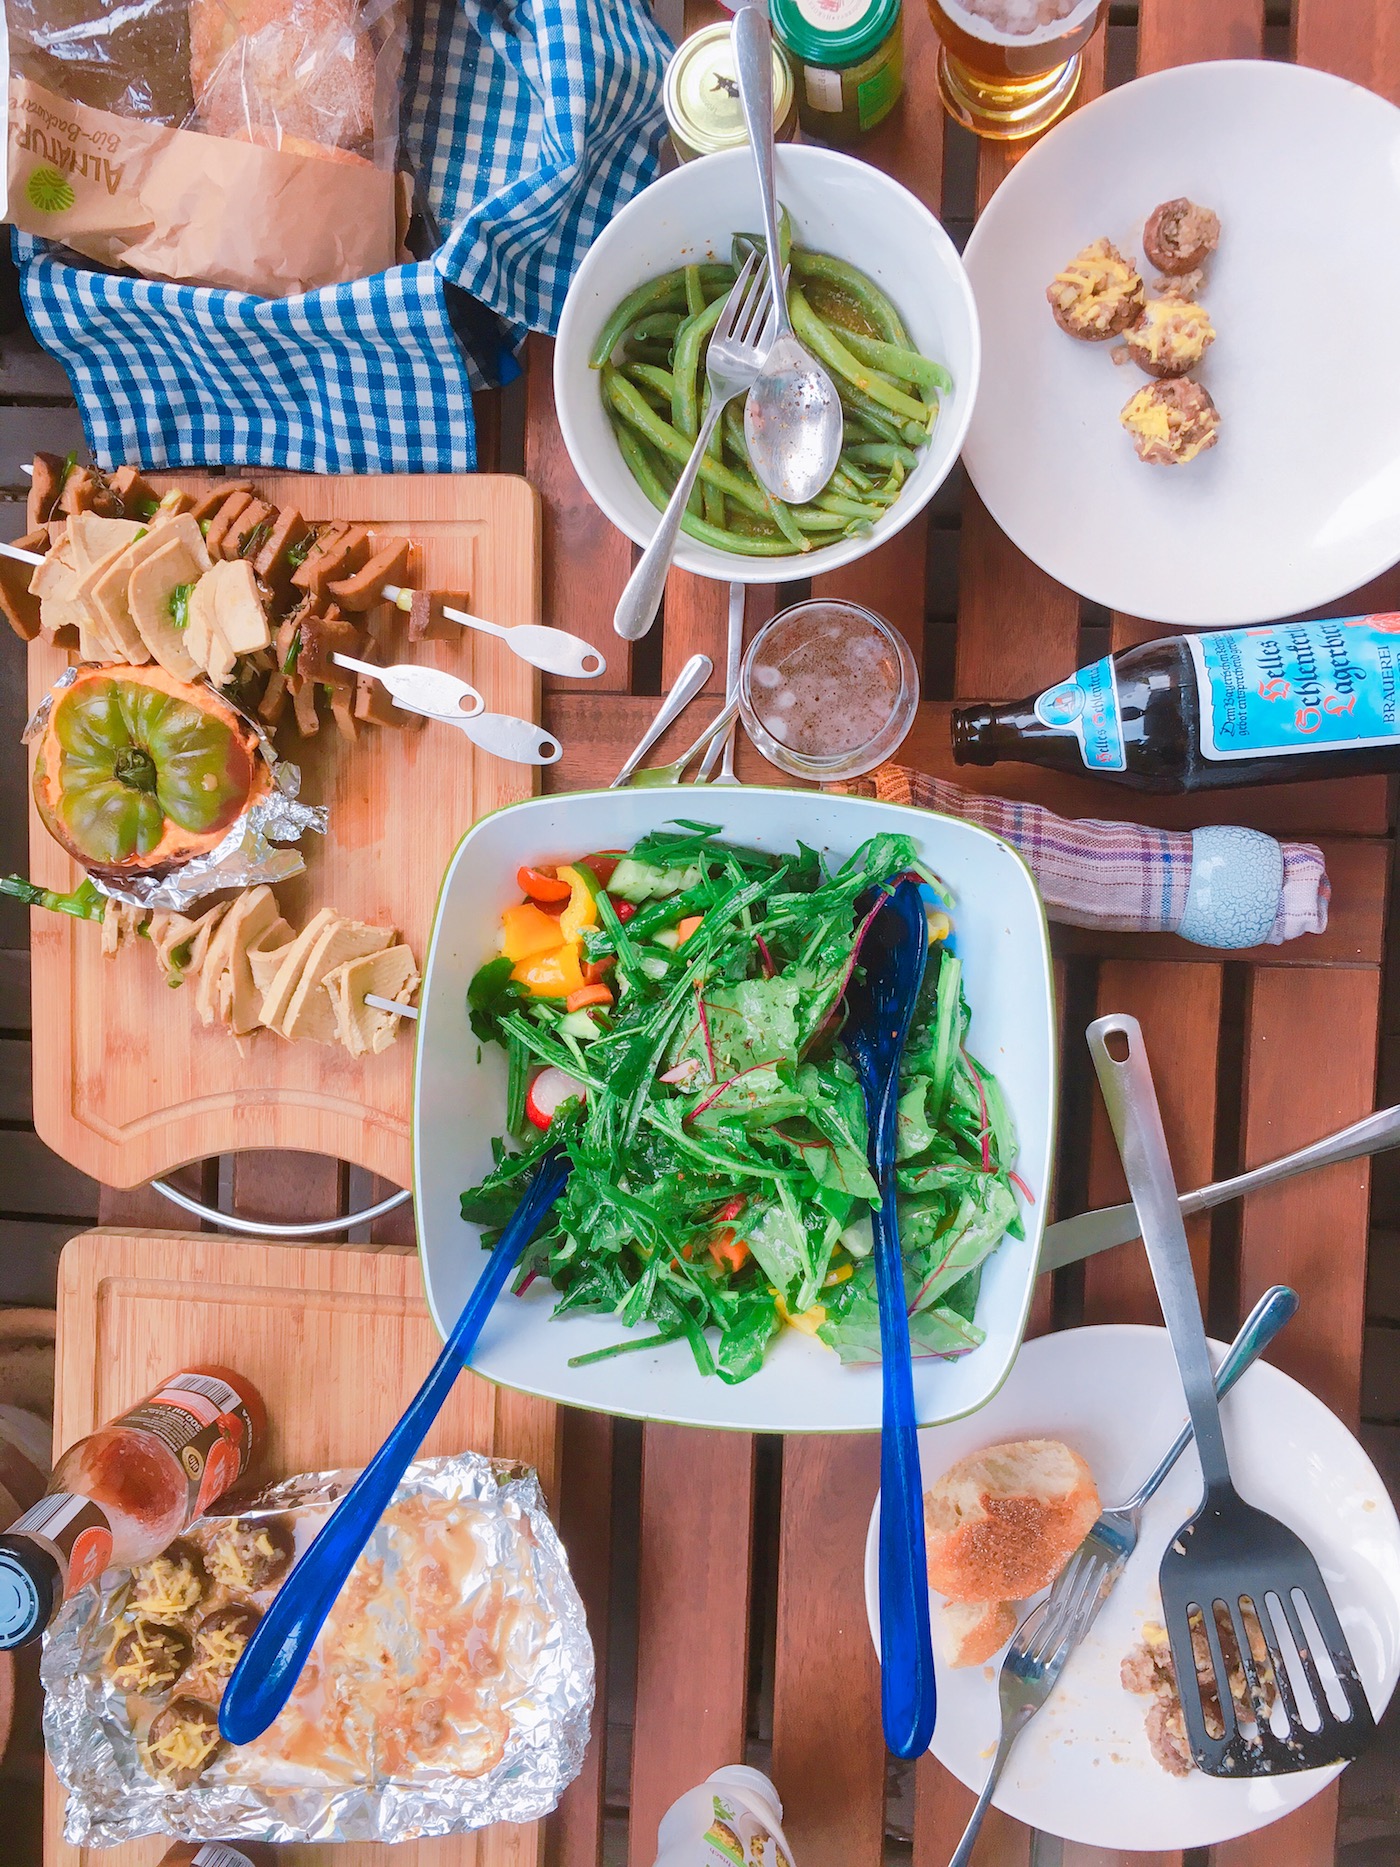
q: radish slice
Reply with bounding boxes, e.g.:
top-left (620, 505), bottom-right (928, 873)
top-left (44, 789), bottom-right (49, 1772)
top-left (525, 1065), bottom-right (586, 1131)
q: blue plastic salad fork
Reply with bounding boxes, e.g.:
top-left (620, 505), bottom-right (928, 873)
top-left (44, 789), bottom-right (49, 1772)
top-left (844, 874), bottom-right (938, 1758)
top-left (219, 1144), bottom-right (572, 1744)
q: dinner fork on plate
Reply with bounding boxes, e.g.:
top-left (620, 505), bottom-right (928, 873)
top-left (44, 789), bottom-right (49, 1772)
top-left (946, 1282), bottom-right (1299, 1867)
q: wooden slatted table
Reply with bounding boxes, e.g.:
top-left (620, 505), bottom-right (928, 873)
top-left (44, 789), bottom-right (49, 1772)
top-left (82, 1), bottom-right (1395, 1863)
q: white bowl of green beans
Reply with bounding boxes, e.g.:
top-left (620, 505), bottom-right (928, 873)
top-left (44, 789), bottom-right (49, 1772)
top-left (554, 143), bottom-right (980, 582)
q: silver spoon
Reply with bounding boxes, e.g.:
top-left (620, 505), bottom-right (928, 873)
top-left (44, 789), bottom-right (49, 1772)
top-left (332, 654), bottom-right (561, 766)
top-left (733, 3), bottom-right (843, 506)
top-left (609, 652), bottom-right (713, 787)
top-left (381, 583), bottom-right (606, 680)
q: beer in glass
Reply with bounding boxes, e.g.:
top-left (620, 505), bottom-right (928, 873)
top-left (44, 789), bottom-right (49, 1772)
top-left (928, 0), bottom-right (1104, 140)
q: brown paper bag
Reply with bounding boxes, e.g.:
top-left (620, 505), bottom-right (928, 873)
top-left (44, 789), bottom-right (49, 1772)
top-left (8, 76), bottom-right (398, 298)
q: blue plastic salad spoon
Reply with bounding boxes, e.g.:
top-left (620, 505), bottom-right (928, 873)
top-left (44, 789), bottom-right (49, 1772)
top-left (843, 874), bottom-right (937, 1759)
top-left (218, 1144), bottom-right (573, 1744)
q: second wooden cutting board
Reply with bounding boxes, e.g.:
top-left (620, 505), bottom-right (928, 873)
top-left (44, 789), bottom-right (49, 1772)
top-left (46, 1225), bottom-right (562, 1867)
top-left (26, 473), bottom-right (539, 1191)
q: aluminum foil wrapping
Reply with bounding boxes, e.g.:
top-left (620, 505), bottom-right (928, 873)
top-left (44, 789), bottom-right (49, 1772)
top-left (23, 665), bottom-right (327, 911)
top-left (43, 1451), bottom-right (595, 1846)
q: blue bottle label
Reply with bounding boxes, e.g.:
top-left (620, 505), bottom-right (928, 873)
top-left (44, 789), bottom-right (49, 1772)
top-left (1032, 654), bottom-right (1126, 772)
top-left (1188, 617), bottom-right (1400, 760)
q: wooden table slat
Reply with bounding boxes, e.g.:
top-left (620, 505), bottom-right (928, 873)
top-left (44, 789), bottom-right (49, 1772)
top-left (628, 1425), bottom-right (757, 1861)
top-left (1084, 959), bottom-right (1223, 1324)
top-left (770, 1436), bottom-right (887, 1867)
top-left (524, 333), bottom-right (635, 698)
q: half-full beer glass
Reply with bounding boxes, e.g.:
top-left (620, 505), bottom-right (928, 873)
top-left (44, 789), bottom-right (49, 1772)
top-left (928, 0), bottom-right (1103, 139)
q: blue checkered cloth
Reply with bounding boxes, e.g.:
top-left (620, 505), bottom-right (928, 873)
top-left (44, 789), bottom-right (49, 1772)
top-left (14, 0), bottom-right (673, 474)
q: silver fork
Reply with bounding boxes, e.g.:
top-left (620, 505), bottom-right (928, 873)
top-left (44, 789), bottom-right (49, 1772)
top-left (947, 1282), bottom-right (1298, 1867)
top-left (949, 1580), bottom-right (1105, 1867)
top-left (613, 253), bottom-right (775, 643)
top-left (695, 581), bottom-right (745, 785)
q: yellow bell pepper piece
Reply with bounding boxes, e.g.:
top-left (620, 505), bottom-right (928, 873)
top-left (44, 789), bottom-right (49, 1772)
top-left (501, 901), bottom-right (566, 963)
top-left (557, 865), bottom-right (599, 945)
top-left (511, 943), bottom-right (586, 998)
top-left (774, 1293), bottom-right (828, 1335)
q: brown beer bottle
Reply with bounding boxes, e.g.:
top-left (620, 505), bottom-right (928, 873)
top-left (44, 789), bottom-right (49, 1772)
top-left (951, 616), bottom-right (1400, 794)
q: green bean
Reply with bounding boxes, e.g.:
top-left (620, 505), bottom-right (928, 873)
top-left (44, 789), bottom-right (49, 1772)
top-left (846, 440), bottom-right (920, 471)
top-left (613, 423), bottom-right (810, 556)
top-left (836, 387), bottom-right (909, 446)
top-left (790, 286), bottom-right (931, 426)
top-left (670, 293), bottom-right (728, 439)
top-left (591, 272), bottom-right (689, 368)
top-left (603, 367), bottom-right (773, 519)
top-left (832, 462), bottom-right (875, 497)
top-left (732, 206), bottom-right (792, 275)
top-left (813, 490), bottom-right (892, 521)
top-left (624, 362), bottom-right (676, 402)
top-left (790, 250), bottom-right (910, 345)
top-left (721, 403), bottom-right (806, 550)
top-left (837, 325), bottom-right (954, 395)
top-left (624, 311), bottom-right (684, 349)
top-left (685, 264), bottom-right (706, 319)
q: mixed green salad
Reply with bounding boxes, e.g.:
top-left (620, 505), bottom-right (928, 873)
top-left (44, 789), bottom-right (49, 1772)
top-left (462, 826), bottom-right (1025, 1384)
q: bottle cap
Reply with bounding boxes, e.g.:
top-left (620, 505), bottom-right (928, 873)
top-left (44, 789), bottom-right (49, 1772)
top-left (770, 0), bottom-right (901, 70)
top-left (0, 1537), bottom-right (58, 1648)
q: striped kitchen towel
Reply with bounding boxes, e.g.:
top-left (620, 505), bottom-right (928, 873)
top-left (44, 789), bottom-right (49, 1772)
top-left (853, 768), bottom-right (1329, 950)
top-left (14, 0), bottom-right (673, 474)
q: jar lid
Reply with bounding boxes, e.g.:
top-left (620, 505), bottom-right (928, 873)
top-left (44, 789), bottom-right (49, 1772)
top-left (665, 21), bottom-right (795, 157)
top-left (770, 0), bottom-right (901, 68)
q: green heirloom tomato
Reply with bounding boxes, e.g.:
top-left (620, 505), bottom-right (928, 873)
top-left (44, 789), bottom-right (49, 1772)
top-left (34, 664), bottom-right (263, 876)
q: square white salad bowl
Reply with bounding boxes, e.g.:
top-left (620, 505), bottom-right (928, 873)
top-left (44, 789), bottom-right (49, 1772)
top-left (414, 789), bottom-right (1055, 1433)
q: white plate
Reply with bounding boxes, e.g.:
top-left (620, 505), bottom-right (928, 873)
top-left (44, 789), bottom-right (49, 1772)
top-left (962, 61), bottom-right (1400, 627)
top-left (413, 788), bottom-right (1054, 1433)
top-left (863, 1325), bottom-right (1400, 1849)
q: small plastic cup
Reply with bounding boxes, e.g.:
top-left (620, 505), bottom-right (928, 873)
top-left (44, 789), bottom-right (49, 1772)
top-left (739, 599), bottom-right (919, 781)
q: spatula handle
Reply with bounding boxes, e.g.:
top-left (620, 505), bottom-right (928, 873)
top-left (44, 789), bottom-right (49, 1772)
top-left (1087, 1014), bottom-right (1233, 1494)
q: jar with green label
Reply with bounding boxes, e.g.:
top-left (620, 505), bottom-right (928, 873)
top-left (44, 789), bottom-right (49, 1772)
top-left (769, 0), bottom-right (904, 142)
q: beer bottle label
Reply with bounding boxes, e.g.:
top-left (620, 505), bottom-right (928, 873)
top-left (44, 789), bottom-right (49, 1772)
top-left (1033, 654), bottom-right (1126, 771)
top-left (1189, 617), bottom-right (1400, 760)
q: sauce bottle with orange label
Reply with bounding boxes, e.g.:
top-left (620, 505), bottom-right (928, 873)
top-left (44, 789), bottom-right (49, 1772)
top-left (0, 1366), bottom-right (264, 1649)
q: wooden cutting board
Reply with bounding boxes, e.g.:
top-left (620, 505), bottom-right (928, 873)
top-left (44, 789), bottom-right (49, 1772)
top-left (46, 1226), bottom-right (563, 1867)
top-left (27, 474), bottom-right (540, 1189)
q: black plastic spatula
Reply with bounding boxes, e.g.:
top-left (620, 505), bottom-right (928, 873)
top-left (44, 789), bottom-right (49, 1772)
top-left (1088, 1013), bottom-right (1375, 1777)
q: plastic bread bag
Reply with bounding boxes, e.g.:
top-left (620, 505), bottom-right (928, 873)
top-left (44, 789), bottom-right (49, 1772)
top-left (5, 0), bottom-right (405, 295)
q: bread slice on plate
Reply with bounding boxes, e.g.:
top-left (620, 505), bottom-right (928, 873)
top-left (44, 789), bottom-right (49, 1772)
top-left (924, 1438), bottom-right (1100, 1602)
top-left (325, 943), bottom-right (420, 1056)
top-left (938, 1598), bottom-right (1018, 1669)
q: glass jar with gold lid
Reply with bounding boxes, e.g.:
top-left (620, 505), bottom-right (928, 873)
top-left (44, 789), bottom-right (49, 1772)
top-left (664, 20), bottom-right (799, 162)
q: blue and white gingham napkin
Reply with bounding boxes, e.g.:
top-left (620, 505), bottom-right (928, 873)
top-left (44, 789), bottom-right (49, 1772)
top-left (14, 0), bottom-right (673, 474)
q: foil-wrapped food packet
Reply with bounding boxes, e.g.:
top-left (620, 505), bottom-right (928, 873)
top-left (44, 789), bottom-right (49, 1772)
top-left (43, 1451), bottom-right (595, 1846)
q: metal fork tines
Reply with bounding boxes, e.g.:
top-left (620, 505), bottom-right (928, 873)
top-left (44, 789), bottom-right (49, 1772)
top-left (613, 254), bottom-right (777, 643)
top-left (948, 1580), bottom-right (1105, 1867)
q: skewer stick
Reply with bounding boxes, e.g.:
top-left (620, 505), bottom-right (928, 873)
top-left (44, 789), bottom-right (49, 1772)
top-left (365, 994), bottom-right (418, 1019)
top-left (1, 539), bottom-right (44, 567)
